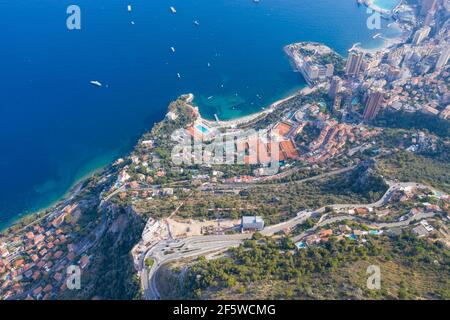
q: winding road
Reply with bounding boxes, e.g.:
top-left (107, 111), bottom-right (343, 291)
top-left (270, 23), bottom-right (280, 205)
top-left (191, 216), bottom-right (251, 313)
top-left (138, 180), bottom-right (447, 300)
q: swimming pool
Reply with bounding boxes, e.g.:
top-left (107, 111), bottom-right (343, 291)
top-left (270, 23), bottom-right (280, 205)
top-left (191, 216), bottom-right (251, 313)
top-left (196, 124), bottom-right (209, 134)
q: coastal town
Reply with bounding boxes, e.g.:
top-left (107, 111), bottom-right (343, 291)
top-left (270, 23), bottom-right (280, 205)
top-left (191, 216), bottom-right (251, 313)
top-left (1, 0), bottom-right (449, 301)
top-left (0, 200), bottom-right (96, 299)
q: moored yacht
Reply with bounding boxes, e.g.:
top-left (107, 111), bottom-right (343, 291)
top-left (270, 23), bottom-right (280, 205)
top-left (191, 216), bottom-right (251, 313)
top-left (90, 81), bottom-right (102, 87)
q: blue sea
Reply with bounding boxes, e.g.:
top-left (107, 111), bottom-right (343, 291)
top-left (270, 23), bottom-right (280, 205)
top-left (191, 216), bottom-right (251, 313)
top-left (0, 0), bottom-right (399, 229)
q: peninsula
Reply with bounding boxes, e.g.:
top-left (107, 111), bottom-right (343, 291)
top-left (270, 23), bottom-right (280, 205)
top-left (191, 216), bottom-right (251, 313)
top-left (1, 0), bottom-right (449, 301)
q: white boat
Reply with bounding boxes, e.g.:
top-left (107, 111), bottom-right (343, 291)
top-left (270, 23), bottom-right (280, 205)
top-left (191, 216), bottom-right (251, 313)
top-left (171, 47), bottom-right (176, 53)
top-left (177, 73), bottom-right (181, 79)
top-left (127, 5), bottom-right (132, 12)
top-left (207, 62), bottom-right (211, 67)
top-left (193, 20), bottom-right (200, 26)
top-left (170, 6), bottom-right (177, 13)
top-left (373, 33), bottom-right (382, 39)
top-left (90, 81), bottom-right (102, 87)
top-left (207, 96), bottom-right (214, 100)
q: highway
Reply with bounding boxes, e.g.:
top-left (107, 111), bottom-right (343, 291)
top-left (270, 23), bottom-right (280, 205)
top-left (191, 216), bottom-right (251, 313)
top-left (140, 208), bottom-right (325, 300)
top-left (138, 180), bottom-right (447, 300)
top-left (141, 234), bottom-right (251, 300)
top-left (292, 211), bottom-right (440, 242)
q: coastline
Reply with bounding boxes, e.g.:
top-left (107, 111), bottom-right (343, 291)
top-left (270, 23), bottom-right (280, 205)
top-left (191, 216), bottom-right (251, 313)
top-left (356, 0), bottom-right (408, 54)
top-left (0, 157), bottom-right (112, 233)
top-left (0, 87), bottom-right (307, 234)
top-left (201, 88), bottom-right (307, 128)
top-left (363, 0), bottom-right (402, 15)
top-left (357, 22), bottom-right (409, 54)
top-left (358, 34), bottom-right (403, 54)
top-left (1, 2), bottom-right (410, 234)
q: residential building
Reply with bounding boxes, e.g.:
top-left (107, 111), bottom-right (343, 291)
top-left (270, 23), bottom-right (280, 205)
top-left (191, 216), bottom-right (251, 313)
top-left (328, 76), bottom-right (343, 98)
top-left (420, 0), bottom-right (438, 17)
top-left (333, 95), bottom-right (343, 112)
top-left (436, 46), bottom-right (450, 69)
top-left (241, 216), bottom-right (265, 231)
top-left (345, 51), bottom-right (364, 76)
top-left (363, 90), bottom-right (384, 121)
top-left (412, 224), bottom-right (429, 237)
top-left (412, 26), bottom-right (431, 45)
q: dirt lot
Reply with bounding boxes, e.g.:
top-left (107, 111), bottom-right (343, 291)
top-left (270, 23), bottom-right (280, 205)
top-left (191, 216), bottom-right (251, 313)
top-left (167, 218), bottom-right (240, 238)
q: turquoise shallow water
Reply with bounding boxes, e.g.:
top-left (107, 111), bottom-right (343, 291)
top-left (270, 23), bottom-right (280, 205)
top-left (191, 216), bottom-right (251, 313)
top-left (373, 0), bottom-right (401, 10)
top-left (0, 0), bottom-right (398, 229)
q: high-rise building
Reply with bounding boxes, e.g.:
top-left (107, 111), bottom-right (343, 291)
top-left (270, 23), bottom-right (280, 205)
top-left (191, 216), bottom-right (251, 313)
top-left (328, 76), bottom-right (342, 98)
top-left (412, 26), bottom-right (431, 45)
top-left (387, 66), bottom-right (401, 82)
top-left (304, 62), bottom-right (319, 80)
top-left (363, 90), bottom-right (384, 122)
top-left (332, 95), bottom-right (342, 112)
top-left (325, 64), bottom-right (334, 78)
top-left (388, 46), bottom-right (406, 66)
top-left (345, 51), bottom-right (364, 76)
top-left (424, 11), bottom-right (435, 26)
top-left (361, 53), bottom-right (382, 74)
top-left (302, 61), bottom-right (334, 84)
top-left (420, 0), bottom-right (437, 16)
top-left (436, 46), bottom-right (450, 69)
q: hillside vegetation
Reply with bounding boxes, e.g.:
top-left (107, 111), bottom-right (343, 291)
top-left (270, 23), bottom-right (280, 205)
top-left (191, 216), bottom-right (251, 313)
top-left (171, 234), bottom-right (449, 300)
